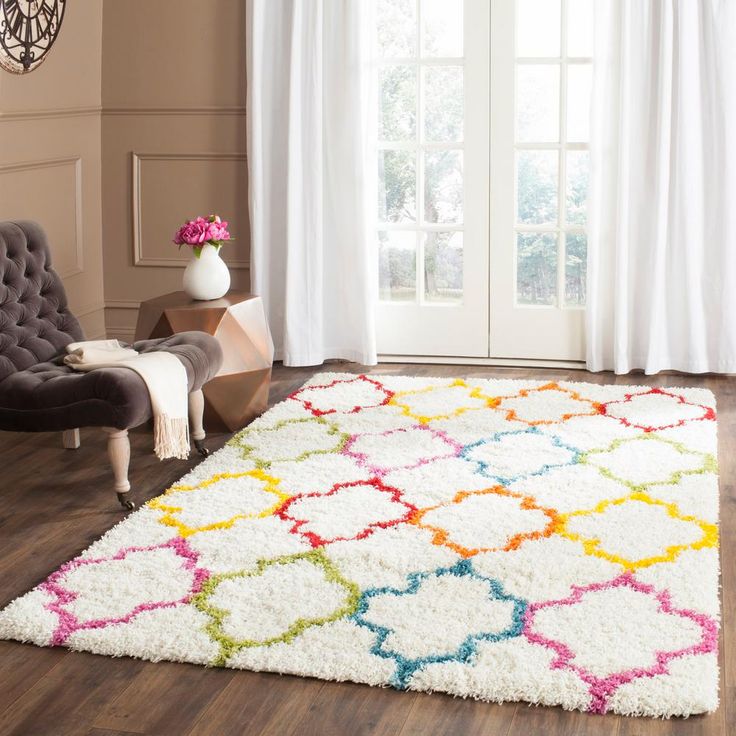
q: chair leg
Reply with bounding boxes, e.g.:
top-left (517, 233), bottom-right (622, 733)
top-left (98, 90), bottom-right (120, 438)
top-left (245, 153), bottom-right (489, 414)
top-left (62, 428), bottom-right (80, 449)
top-left (188, 389), bottom-right (209, 457)
top-left (105, 428), bottom-right (134, 510)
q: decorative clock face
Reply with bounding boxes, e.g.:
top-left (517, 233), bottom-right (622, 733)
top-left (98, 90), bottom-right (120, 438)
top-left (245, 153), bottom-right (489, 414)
top-left (0, 0), bottom-right (66, 74)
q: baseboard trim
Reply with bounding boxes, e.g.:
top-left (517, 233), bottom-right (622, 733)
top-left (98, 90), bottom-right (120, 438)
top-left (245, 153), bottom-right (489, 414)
top-left (106, 327), bottom-right (136, 340)
top-left (74, 302), bottom-right (106, 318)
top-left (378, 354), bottom-right (587, 370)
top-left (106, 300), bottom-right (140, 310)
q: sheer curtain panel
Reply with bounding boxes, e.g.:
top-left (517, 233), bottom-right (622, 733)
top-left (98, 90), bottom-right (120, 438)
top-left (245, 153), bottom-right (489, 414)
top-left (587, 0), bottom-right (736, 374)
top-left (246, 0), bottom-right (377, 366)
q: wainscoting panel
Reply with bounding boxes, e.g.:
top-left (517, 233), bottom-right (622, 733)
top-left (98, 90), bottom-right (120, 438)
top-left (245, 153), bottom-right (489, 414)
top-left (132, 152), bottom-right (249, 268)
top-left (0, 156), bottom-right (84, 279)
top-left (0, 111), bottom-right (106, 340)
top-left (102, 111), bottom-right (250, 340)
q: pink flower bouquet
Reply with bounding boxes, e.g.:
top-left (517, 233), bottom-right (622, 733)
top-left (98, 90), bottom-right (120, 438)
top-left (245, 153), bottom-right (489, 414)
top-left (173, 215), bottom-right (232, 258)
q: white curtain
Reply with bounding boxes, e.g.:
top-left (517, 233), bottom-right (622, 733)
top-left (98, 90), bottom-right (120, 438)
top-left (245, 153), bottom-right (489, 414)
top-left (587, 0), bottom-right (736, 374)
top-left (246, 0), bottom-right (377, 366)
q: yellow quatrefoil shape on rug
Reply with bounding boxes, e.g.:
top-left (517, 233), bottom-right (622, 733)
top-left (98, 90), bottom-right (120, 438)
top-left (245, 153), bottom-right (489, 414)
top-left (389, 379), bottom-right (499, 424)
top-left (558, 492), bottom-right (718, 570)
top-left (147, 470), bottom-right (289, 537)
top-left (193, 549), bottom-right (360, 665)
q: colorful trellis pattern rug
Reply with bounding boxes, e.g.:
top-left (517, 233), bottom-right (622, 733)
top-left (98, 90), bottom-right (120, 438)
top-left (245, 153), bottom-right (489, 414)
top-left (0, 374), bottom-right (721, 717)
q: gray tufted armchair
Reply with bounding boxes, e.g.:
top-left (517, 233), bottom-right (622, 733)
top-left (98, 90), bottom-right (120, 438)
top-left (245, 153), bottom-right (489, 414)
top-left (0, 220), bottom-right (223, 509)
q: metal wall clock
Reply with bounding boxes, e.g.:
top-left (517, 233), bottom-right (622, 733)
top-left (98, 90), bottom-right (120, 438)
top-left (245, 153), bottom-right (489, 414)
top-left (0, 0), bottom-right (66, 74)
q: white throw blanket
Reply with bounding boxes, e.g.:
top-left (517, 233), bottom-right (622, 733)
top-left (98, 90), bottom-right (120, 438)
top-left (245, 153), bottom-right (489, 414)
top-left (64, 340), bottom-right (190, 460)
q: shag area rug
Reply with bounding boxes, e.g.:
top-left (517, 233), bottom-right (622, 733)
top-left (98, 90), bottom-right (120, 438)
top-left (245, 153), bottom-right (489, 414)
top-left (0, 374), bottom-right (720, 717)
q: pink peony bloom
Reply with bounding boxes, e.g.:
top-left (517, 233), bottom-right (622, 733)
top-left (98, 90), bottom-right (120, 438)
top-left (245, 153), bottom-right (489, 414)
top-left (174, 220), bottom-right (208, 245)
top-left (207, 220), bottom-right (230, 242)
top-left (173, 214), bottom-right (232, 249)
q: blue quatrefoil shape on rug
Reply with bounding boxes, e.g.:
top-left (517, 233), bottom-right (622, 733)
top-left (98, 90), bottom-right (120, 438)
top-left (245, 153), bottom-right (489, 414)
top-left (352, 559), bottom-right (528, 688)
top-left (460, 426), bottom-right (581, 486)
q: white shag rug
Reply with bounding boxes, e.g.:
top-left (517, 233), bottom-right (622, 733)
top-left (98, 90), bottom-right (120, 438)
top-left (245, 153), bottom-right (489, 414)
top-left (0, 374), bottom-right (721, 718)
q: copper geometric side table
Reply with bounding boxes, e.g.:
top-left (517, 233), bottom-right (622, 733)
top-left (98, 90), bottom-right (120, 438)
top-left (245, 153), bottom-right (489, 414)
top-left (134, 291), bottom-right (274, 432)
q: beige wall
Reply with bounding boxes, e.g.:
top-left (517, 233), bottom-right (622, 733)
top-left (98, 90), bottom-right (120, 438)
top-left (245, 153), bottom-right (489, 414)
top-left (101, 0), bottom-right (249, 342)
top-left (0, 0), bottom-right (106, 339)
top-left (0, 0), bottom-right (248, 343)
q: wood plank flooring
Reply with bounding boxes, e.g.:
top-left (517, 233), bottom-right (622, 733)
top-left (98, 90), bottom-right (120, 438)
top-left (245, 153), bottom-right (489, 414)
top-left (0, 363), bottom-right (731, 736)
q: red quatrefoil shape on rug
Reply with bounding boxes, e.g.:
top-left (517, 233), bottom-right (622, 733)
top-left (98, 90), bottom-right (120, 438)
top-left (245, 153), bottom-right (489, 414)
top-left (276, 479), bottom-right (417, 547)
top-left (289, 374), bottom-right (394, 416)
top-left (600, 387), bottom-right (716, 433)
top-left (41, 538), bottom-right (209, 646)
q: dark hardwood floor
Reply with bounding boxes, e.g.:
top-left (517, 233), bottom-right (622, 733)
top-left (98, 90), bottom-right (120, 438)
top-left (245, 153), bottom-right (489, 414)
top-left (0, 363), bottom-right (732, 736)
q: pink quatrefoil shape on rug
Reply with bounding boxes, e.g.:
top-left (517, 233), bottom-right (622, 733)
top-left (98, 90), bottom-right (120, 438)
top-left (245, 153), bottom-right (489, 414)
top-left (343, 425), bottom-right (463, 476)
top-left (42, 537), bottom-right (209, 646)
top-left (523, 573), bottom-right (718, 714)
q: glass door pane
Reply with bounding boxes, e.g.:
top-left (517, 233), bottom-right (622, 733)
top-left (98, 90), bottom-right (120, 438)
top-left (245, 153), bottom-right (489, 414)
top-left (375, 0), bottom-right (490, 357)
top-left (489, 0), bottom-right (592, 360)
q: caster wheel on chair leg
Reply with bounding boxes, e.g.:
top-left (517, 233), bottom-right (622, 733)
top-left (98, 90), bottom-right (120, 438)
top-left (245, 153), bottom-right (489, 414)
top-left (194, 439), bottom-right (209, 457)
top-left (117, 493), bottom-right (136, 510)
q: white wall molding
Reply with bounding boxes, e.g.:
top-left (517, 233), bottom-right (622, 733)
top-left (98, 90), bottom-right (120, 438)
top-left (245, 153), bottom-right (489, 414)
top-left (0, 156), bottom-right (84, 279)
top-left (0, 106), bottom-right (102, 121)
top-left (0, 105), bottom-right (245, 121)
top-left (131, 152), bottom-right (249, 269)
top-left (74, 301), bottom-right (106, 318)
top-left (105, 300), bottom-right (141, 310)
top-left (105, 326), bottom-right (137, 341)
top-left (104, 106), bottom-right (245, 117)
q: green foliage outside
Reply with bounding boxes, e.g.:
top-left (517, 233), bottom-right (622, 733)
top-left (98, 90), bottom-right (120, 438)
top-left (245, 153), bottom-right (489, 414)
top-left (375, 4), bottom-right (588, 307)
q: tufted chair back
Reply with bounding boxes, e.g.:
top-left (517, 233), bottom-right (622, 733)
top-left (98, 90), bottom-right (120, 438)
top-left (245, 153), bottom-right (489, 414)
top-left (0, 221), bottom-right (84, 382)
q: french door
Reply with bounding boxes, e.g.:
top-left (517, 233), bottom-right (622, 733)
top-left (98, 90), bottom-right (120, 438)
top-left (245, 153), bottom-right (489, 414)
top-left (375, 0), bottom-right (490, 357)
top-left (375, 0), bottom-right (592, 362)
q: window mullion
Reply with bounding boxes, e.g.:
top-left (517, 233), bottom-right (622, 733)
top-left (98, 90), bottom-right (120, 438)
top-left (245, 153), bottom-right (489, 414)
top-left (416, 0), bottom-right (425, 305)
top-left (557, 0), bottom-right (568, 309)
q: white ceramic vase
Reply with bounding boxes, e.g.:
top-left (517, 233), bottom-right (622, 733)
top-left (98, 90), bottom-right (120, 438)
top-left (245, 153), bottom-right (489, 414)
top-left (182, 244), bottom-right (231, 300)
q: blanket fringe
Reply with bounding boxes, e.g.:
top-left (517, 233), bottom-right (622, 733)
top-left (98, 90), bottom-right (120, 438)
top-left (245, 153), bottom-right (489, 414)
top-left (154, 414), bottom-right (190, 460)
